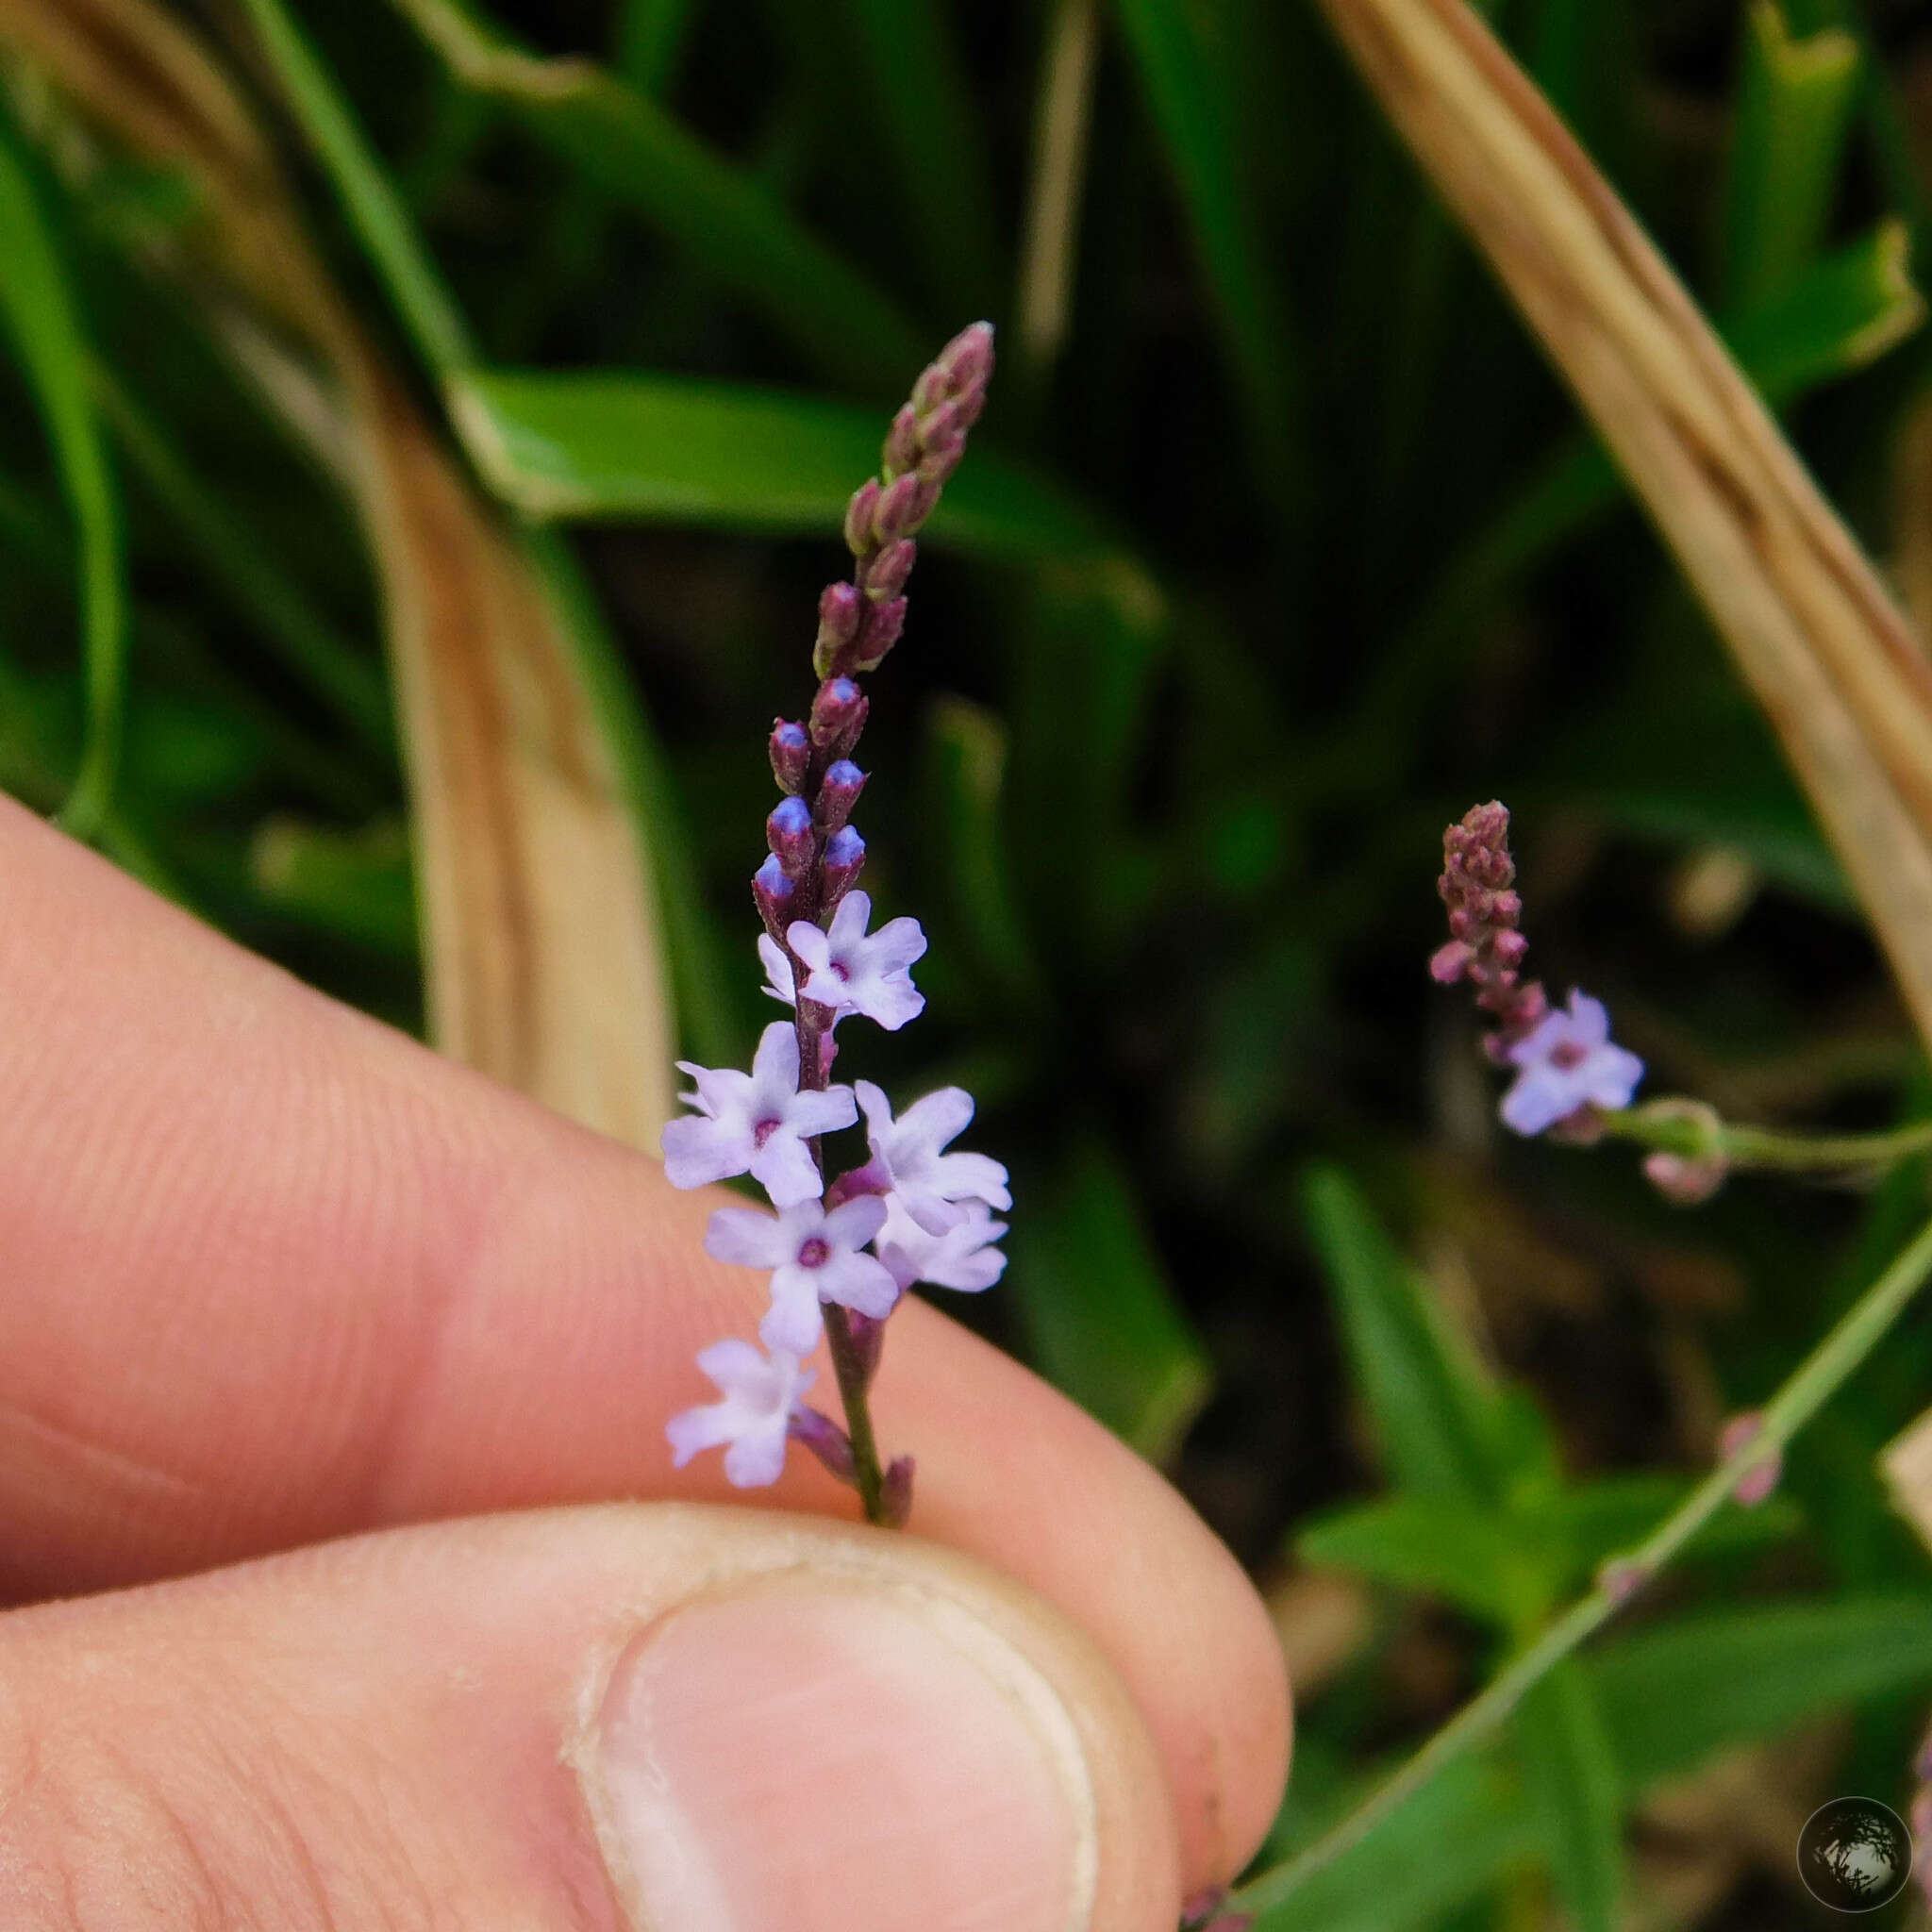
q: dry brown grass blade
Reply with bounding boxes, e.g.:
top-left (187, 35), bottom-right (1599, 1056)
top-left (1318, 0), bottom-right (1932, 1051)
top-left (0, 0), bottom-right (675, 1148)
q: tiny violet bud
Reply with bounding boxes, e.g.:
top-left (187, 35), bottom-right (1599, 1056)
top-left (1639, 1098), bottom-right (1728, 1206)
top-left (809, 675), bottom-right (867, 752)
top-left (880, 1454), bottom-right (915, 1528)
top-left (1719, 1411), bottom-right (1782, 1507)
top-left (752, 854), bottom-right (795, 941)
top-left (843, 477), bottom-right (881, 558)
top-left (820, 825), bottom-right (867, 912)
top-left (766, 795), bottom-right (816, 877)
top-left (865, 540), bottom-right (916, 603)
top-left (812, 580), bottom-right (866, 677)
top-left (788, 1406), bottom-right (857, 1483)
top-left (815, 759), bottom-right (868, 833)
top-left (768, 719), bottom-right (810, 794)
top-left (851, 595), bottom-right (907, 674)
top-left (1429, 940), bottom-right (1474, 986)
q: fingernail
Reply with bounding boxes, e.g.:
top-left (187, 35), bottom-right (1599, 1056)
top-left (584, 1576), bottom-right (1098, 1932)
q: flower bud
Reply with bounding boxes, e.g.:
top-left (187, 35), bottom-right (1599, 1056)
top-left (767, 794), bottom-right (816, 876)
top-left (788, 1407), bottom-right (856, 1483)
top-left (865, 540), bottom-right (916, 603)
top-left (815, 759), bottom-right (867, 832)
top-left (881, 403), bottom-right (921, 479)
top-left (871, 471), bottom-right (925, 544)
top-left (852, 597), bottom-right (906, 673)
top-left (821, 824), bottom-right (866, 908)
top-left (881, 1453), bottom-right (916, 1528)
top-left (842, 477), bottom-right (881, 557)
top-left (812, 579), bottom-right (868, 678)
top-left (1719, 1410), bottom-right (1782, 1507)
top-left (752, 854), bottom-right (795, 941)
top-left (809, 675), bottom-right (867, 752)
top-left (1428, 940), bottom-right (1474, 986)
top-left (844, 1307), bottom-right (888, 1386)
top-left (939, 319), bottom-right (994, 393)
top-left (768, 719), bottom-right (810, 793)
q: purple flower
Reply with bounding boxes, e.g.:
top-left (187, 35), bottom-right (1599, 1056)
top-left (661, 1022), bottom-right (855, 1208)
top-left (875, 1195), bottom-right (1008, 1294)
top-left (1499, 990), bottom-right (1643, 1136)
top-left (665, 1340), bottom-right (814, 1488)
top-left (705, 1195), bottom-right (900, 1354)
top-left (757, 891), bottom-right (925, 1031)
top-left (853, 1079), bottom-right (1010, 1233)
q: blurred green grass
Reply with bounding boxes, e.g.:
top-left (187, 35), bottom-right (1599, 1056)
top-left (4, 1), bottom-right (1932, 1923)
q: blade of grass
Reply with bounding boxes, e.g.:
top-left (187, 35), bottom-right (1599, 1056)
top-left (1512, 1662), bottom-right (1623, 1932)
top-left (92, 365), bottom-right (394, 753)
top-left (385, 0), bottom-right (928, 395)
top-left (6, 0), bottom-right (682, 1147)
top-left (0, 106), bottom-right (126, 840)
top-left (1112, 0), bottom-right (1306, 513)
top-left (1720, 3), bottom-right (1859, 316)
top-left (1016, 0), bottom-right (1100, 375)
top-left (831, 0), bottom-right (1002, 322)
top-left (1314, 0), bottom-right (1932, 1053)
top-left (447, 366), bottom-right (1128, 562)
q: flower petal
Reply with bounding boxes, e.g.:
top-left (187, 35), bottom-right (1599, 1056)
top-left (815, 1248), bottom-right (902, 1319)
top-left (722, 1425), bottom-right (790, 1488)
top-left (823, 1192), bottom-right (889, 1251)
top-left (790, 1085), bottom-right (858, 1138)
top-left (759, 1269), bottom-right (825, 1355)
top-left (758, 935), bottom-right (797, 1005)
top-left (749, 1020), bottom-right (803, 1092)
top-left (703, 1207), bottom-right (792, 1269)
top-left (693, 1338), bottom-right (772, 1390)
top-left (666, 1402), bottom-right (737, 1468)
top-left (662, 1116), bottom-right (753, 1191)
top-left (746, 1132), bottom-right (826, 1210)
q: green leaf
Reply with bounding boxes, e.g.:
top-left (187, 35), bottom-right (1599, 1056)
top-left (1253, 1751), bottom-right (1538, 1932)
top-left (251, 814), bottom-right (418, 954)
top-left (828, 0), bottom-right (1001, 320)
top-left (1008, 1136), bottom-right (1211, 1462)
top-left (1112, 0), bottom-right (1302, 510)
top-left (1296, 1494), bottom-right (1530, 1624)
top-left (387, 0), bottom-right (929, 395)
top-left (1589, 1594), bottom-right (1932, 1790)
top-left (1721, 4), bottom-right (1860, 315)
top-left (1300, 1166), bottom-right (1512, 1507)
top-left (0, 108), bottom-right (125, 838)
top-left (1514, 1662), bottom-right (1624, 1932)
top-left (448, 368), bottom-right (1129, 567)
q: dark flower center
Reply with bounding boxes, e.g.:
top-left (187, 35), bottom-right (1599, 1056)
top-left (753, 1117), bottom-right (781, 1148)
top-left (797, 1237), bottom-right (831, 1268)
top-left (1549, 1041), bottom-right (1588, 1072)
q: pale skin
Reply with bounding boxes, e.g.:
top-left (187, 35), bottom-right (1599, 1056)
top-left (0, 795), bottom-right (1290, 1931)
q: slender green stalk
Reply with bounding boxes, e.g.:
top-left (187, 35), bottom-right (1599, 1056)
top-left (1226, 1205), bottom-right (1932, 1921)
top-left (233, 0), bottom-right (475, 379)
top-left (94, 369), bottom-right (393, 753)
top-left (1599, 1101), bottom-right (1932, 1174)
top-left (821, 1305), bottom-right (889, 1524)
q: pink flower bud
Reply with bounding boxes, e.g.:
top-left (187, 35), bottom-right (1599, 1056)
top-left (809, 675), bottom-right (867, 752)
top-left (852, 596), bottom-right (907, 673)
top-left (768, 719), bottom-right (810, 793)
top-left (843, 477), bottom-right (881, 556)
top-left (865, 540), bottom-right (916, 602)
top-left (871, 471), bottom-right (925, 544)
top-left (881, 403), bottom-right (921, 478)
top-left (1719, 1411), bottom-right (1781, 1507)
top-left (1429, 940), bottom-right (1474, 985)
top-left (881, 1453), bottom-right (915, 1527)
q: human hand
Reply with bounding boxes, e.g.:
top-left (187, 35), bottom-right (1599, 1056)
top-left (0, 797), bottom-right (1289, 1931)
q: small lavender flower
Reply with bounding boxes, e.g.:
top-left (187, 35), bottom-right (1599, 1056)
top-left (666, 1341), bottom-right (816, 1488)
top-left (853, 1079), bottom-right (1011, 1232)
top-left (875, 1196), bottom-right (1008, 1294)
top-left (705, 1195), bottom-right (901, 1354)
top-left (758, 891), bottom-right (927, 1031)
top-left (1499, 990), bottom-right (1644, 1136)
top-left (662, 1021), bottom-right (857, 1207)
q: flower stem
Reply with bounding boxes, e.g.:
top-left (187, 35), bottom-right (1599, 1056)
top-left (1224, 1204), bottom-right (1932, 1922)
top-left (1600, 1103), bottom-right (1932, 1174)
top-left (822, 1305), bottom-right (890, 1524)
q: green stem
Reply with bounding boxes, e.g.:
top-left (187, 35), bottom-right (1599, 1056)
top-left (1225, 1205), bottom-right (1932, 1922)
top-left (1600, 1101), bottom-right (1932, 1174)
top-left (233, 0), bottom-right (475, 380)
top-left (821, 1304), bottom-right (889, 1525)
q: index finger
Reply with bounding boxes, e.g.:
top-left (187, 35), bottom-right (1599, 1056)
top-left (0, 798), bottom-right (1288, 1889)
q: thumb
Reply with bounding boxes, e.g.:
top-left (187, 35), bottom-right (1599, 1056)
top-left (1, 1504), bottom-right (1183, 1931)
